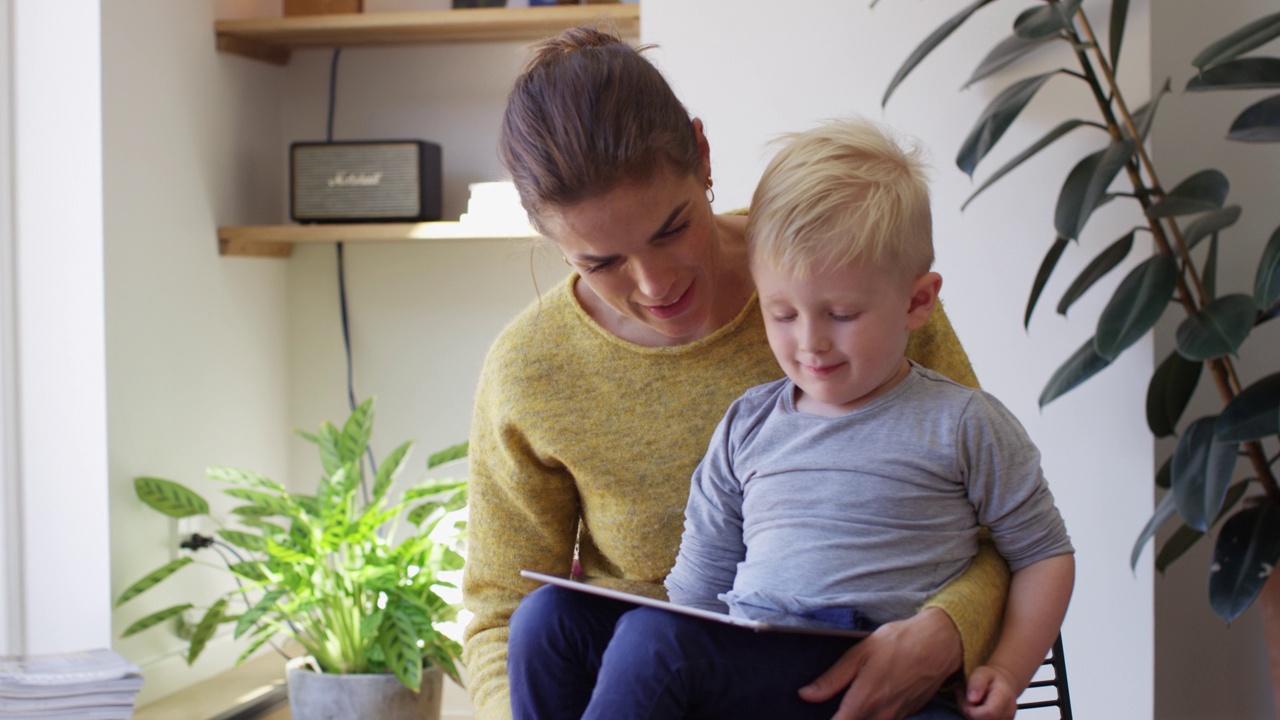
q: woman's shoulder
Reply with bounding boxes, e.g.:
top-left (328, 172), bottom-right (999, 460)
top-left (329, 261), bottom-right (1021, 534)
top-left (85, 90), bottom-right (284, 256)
top-left (481, 276), bottom-right (581, 376)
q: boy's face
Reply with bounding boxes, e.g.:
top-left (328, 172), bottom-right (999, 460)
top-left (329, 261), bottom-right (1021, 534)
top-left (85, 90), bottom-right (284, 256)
top-left (753, 257), bottom-right (940, 416)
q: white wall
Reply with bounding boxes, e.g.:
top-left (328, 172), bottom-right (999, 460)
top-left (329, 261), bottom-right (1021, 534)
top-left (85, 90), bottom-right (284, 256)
top-left (1151, 1), bottom-right (1280, 717)
top-left (645, 1), bottom-right (1154, 717)
top-left (7, 0), bottom-right (112, 655)
top-left (102, 0), bottom-right (291, 705)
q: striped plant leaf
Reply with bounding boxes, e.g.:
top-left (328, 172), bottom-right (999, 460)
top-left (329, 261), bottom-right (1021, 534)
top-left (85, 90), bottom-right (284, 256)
top-left (228, 561), bottom-right (270, 582)
top-left (339, 399), bottom-right (375, 465)
top-left (187, 598), bottom-right (229, 665)
top-left (372, 441), bottom-right (413, 502)
top-left (134, 477), bottom-right (208, 518)
top-left (235, 589), bottom-right (287, 639)
top-left (121, 603), bottom-right (193, 638)
top-left (116, 557), bottom-right (193, 607)
top-left (317, 422), bottom-right (343, 476)
top-left (235, 625), bottom-right (282, 666)
top-left (381, 610), bottom-right (424, 692)
top-left (205, 466), bottom-right (286, 493)
top-left (223, 489), bottom-right (296, 517)
top-left (426, 442), bottom-right (469, 470)
top-left (218, 530), bottom-right (268, 553)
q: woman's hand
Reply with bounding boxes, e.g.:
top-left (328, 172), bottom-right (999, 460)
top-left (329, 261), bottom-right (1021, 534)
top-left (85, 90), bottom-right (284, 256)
top-left (798, 607), bottom-right (962, 720)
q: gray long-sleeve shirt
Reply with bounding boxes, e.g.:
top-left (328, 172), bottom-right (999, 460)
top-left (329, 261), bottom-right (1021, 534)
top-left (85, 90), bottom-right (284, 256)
top-left (665, 364), bottom-right (1073, 626)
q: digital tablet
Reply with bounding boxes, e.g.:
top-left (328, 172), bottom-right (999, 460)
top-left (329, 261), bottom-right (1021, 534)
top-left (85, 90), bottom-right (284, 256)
top-left (520, 570), bottom-right (870, 639)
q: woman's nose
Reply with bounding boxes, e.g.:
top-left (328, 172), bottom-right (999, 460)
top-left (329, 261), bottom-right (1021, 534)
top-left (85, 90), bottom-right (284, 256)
top-left (632, 260), bottom-right (677, 301)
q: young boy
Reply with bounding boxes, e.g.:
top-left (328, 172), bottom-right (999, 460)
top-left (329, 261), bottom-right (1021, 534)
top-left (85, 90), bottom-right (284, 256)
top-left (529, 118), bottom-right (1074, 720)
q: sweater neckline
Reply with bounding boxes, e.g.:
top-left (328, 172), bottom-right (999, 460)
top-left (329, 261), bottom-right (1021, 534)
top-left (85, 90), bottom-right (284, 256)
top-left (562, 273), bottom-right (760, 355)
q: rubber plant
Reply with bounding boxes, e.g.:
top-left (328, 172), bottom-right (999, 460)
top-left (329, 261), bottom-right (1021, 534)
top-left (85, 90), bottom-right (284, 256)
top-left (114, 398), bottom-right (469, 691)
top-left (878, 0), bottom-right (1280, 623)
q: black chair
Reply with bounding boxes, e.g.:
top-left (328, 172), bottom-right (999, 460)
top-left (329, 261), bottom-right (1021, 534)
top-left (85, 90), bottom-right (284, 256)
top-left (1015, 634), bottom-right (1073, 719)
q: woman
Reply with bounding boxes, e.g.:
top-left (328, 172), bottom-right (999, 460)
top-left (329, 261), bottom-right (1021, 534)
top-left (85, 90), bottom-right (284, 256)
top-left (461, 25), bottom-right (1009, 720)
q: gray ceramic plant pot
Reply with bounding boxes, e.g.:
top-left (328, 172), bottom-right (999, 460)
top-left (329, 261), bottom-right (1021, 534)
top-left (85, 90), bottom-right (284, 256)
top-left (286, 656), bottom-right (444, 720)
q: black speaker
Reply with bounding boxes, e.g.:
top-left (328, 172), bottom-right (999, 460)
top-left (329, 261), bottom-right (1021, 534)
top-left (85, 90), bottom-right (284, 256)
top-left (290, 140), bottom-right (443, 223)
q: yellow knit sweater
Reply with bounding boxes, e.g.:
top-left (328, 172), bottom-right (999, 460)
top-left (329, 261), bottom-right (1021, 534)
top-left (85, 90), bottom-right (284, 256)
top-left (461, 274), bottom-right (1009, 719)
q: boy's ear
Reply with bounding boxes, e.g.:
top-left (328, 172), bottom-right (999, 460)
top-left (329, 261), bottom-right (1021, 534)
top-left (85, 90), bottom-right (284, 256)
top-left (906, 272), bottom-right (942, 330)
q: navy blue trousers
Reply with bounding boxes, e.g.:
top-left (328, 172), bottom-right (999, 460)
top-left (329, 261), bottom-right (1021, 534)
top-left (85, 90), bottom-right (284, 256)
top-left (508, 585), bottom-right (961, 720)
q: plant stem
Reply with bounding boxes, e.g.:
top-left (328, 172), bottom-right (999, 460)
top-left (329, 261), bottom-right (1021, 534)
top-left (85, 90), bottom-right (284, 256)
top-left (1067, 4), bottom-right (1280, 501)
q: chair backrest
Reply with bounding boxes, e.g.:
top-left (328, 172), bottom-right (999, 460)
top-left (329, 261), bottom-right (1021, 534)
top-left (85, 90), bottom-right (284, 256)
top-left (1015, 634), bottom-right (1073, 719)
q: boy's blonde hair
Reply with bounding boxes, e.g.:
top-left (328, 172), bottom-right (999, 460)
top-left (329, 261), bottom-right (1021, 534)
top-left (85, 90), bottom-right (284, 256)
top-left (747, 118), bottom-right (934, 280)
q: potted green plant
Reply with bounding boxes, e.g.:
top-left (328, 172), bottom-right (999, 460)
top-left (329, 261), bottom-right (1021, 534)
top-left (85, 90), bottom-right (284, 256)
top-left (876, 0), bottom-right (1280, 705)
top-left (114, 398), bottom-right (468, 720)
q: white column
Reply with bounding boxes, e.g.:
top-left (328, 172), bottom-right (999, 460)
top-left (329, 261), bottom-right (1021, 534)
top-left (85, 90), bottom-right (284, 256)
top-left (0, 0), bottom-right (17, 658)
top-left (8, 0), bottom-right (111, 654)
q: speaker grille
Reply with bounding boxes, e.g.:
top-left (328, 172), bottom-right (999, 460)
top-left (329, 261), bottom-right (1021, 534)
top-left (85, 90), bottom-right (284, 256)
top-left (292, 142), bottom-right (431, 221)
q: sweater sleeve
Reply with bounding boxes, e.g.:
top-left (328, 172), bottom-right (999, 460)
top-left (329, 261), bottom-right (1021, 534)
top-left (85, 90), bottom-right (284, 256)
top-left (461, 344), bottom-right (580, 720)
top-left (906, 303), bottom-right (1010, 676)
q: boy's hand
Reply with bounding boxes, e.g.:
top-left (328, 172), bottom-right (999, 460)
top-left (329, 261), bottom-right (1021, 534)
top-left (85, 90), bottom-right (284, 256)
top-left (960, 664), bottom-right (1018, 720)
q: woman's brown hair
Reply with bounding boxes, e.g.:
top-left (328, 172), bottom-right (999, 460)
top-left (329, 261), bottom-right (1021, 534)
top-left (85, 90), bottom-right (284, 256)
top-left (499, 26), bottom-right (702, 231)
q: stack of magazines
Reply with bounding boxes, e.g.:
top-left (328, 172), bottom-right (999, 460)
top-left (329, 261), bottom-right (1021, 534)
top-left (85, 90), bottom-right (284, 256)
top-left (0, 649), bottom-right (143, 720)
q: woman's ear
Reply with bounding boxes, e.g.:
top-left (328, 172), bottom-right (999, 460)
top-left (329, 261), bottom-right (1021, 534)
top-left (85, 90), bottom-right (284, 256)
top-left (692, 118), bottom-right (711, 180)
top-left (906, 271), bottom-right (942, 330)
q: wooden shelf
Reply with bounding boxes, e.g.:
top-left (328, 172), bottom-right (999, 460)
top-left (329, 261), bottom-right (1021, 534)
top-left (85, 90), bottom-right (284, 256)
top-left (215, 5), bottom-right (641, 65)
top-left (218, 222), bottom-right (541, 257)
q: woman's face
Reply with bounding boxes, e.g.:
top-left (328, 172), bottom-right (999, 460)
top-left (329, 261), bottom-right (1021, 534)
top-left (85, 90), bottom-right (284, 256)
top-left (542, 162), bottom-right (736, 346)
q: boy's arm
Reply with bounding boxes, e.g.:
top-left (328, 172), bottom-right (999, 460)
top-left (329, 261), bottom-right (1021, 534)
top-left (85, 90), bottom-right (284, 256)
top-left (979, 553), bottom-right (1075, 691)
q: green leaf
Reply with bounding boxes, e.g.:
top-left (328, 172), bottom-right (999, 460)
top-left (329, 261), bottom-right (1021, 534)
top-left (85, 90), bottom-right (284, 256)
top-left (882, 0), bottom-right (1001, 107)
top-left (408, 502), bottom-right (446, 528)
top-left (1156, 524), bottom-right (1204, 574)
top-left (1155, 455), bottom-right (1172, 489)
top-left (1228, 94), bottom-right (1280, 142)
top-left (1256, 223), bottom-right (1280, 309)
top-left (1170, 416), bottom-right (1239, 532)
top-left (187, 598), bottom-right (229, 665)
top-left (228, 561), bottom-right (270, 582)
top-left (1183, 206), bottom-right (1242, 252)
top-left (1157, 482), bottom-right (1251, 573)
top-left (1192, 12), bottom-right (1280, 70)
top-left (427, 441), bottom-right (469, 470)
top-left (1175, 293), bottom-right (1258, 361)
top-left (1125, 79), bottom-right (1172, 144)
top-left (121, 603), bottom-right (193, 638)
top-left (134, 477), bottom-right (209, 518)
top-left (957, 71), bottom-right (1062, 177)
top-left (1057, 230), bottom-right (1135, 316)
top-left (1145, 169), bottom-right (1229, 218)
top-left (1146, 350), bottom-right (1203, 438)
top-left (1055, 140), bottom-right (1136, 240)
top-left (339, 398), bottom-right (375, 465)
top-left (961, 119), bottom-right (1099, 211)
top-left (1217, 373), bottom-right (1280, 442)
top-left (265, 540), bottom-right (313, 564)
top-left (218, 530), bottom-right (267, 553)
top-left (224, 488), bottom-right (297, 517)
top-left (1204, 235), bottom-right (1220, 301)
top-left (205, 467), bottom-right (287, 493)
top-left (317, 422), bottom-right (343, 476)
top-left (964, 32), bottom-right (1057, 88)
top-left (1025, 236), bottom-right (1069, 329)
top-left (382, 611), bottom-right (424, 692)
top-left (1013, 0), bottom-right (1082, 39)
top-left (405, 477), bottom-right (469, 500)
top-left (236, 517), bottom-right (286, 536)
top-left (1039, 337), bottom-right (1112, 408)
top-left (1109, 0), bottom-right (1129, 72)
top-left (115, 557), bottom-right (193, 607)
top-left (1094, 254), bottom-right (1179, 360)
top-left (235, 589), bottom-right (287, 639)
top-left (1209, 502), bottom-right (1280, 622)
top-left (235, 625), bottom-right (281, 666)
top-left (372, 441), bottom-right (413, 502)
top-left (1131, 490), bottom-right (1177, 571)
top-left (1187, 58), bottom-right (1280, 91)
